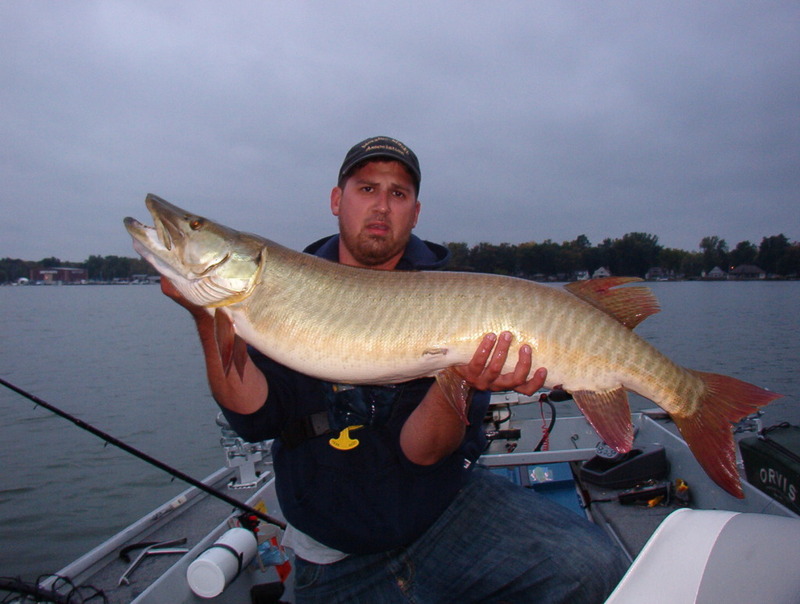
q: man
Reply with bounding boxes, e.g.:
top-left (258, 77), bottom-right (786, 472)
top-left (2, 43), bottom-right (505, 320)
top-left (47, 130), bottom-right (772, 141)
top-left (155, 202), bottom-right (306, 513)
top-left (164, 136), bottom-right (627, 602)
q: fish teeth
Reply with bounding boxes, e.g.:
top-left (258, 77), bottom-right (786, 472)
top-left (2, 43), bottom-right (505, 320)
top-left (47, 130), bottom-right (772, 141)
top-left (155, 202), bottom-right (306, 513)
top-left (155, 217), bottom-right (172, 251)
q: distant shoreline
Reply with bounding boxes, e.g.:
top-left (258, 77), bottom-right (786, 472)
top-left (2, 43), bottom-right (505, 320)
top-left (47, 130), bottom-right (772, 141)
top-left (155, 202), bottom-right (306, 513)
top-left (3, 276), bottom-right (797, 287)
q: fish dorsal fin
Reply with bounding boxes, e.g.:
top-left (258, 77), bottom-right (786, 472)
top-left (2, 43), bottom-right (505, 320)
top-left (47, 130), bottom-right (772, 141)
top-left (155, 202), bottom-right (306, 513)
top-left (564, 277), bottom-right (660, 329)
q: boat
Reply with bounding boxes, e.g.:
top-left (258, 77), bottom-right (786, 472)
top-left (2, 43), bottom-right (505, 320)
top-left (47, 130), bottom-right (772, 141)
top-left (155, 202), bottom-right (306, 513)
top-left (5, 390), bottom-right (800, 603)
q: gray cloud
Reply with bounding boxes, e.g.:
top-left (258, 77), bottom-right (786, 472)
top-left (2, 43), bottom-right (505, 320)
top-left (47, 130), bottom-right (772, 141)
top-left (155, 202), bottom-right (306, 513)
top-left (2, 1), bottom-right (798, 261)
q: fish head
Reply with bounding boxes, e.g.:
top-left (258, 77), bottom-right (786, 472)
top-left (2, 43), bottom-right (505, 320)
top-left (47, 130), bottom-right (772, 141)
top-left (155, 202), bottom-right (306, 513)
top-left (124, 194), bottom-right (264, 307)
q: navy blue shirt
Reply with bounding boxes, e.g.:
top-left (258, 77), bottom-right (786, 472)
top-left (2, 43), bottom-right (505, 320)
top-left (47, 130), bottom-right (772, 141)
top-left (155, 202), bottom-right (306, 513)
top-left (222, 235), bottom-right (490, 554)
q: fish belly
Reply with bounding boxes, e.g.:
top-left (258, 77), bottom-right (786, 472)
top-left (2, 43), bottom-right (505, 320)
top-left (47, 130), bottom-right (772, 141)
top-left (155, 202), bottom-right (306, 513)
top-left (229, 266), bottom-right (673, 397)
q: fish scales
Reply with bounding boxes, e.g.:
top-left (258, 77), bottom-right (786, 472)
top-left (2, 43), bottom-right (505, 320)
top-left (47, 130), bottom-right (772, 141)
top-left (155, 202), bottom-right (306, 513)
top-left (234, 246), bottom-right (670, 395)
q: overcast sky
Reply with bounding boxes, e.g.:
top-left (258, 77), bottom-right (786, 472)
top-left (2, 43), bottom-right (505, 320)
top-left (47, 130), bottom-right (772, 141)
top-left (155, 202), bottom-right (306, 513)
top-left (2, 1), bottom-right (798, 262)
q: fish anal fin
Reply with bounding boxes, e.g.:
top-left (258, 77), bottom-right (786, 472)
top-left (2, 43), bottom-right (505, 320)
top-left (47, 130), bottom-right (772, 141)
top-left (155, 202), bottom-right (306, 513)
top-left (671, 370), bottom-right (782, 499)
top-left (435, 367), bottom-right (473, 424)
top-left (565, 277), bottom-right (660, 329)
top-left (572, 387), bottom-right (634, 453)
top-left (213, 309), bottom-right (247, 379)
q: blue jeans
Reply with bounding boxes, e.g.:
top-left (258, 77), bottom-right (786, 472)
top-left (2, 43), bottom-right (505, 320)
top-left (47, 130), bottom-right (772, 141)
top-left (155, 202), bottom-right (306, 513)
top-left (293, 466), bottom-right (628, 603)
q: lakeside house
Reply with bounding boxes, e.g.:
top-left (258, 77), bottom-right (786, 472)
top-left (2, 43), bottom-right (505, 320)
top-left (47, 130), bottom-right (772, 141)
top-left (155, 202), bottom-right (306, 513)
top-left (29, 266), bottom-right (88, 284)
top-left (704, 266), bottom-right (727, 280)
top-left (699, 264), bottom-right (768, 280)
top-left (645, 267), bottom-right (671, 280)
top-left (728, 264), bottom-right (766, 280)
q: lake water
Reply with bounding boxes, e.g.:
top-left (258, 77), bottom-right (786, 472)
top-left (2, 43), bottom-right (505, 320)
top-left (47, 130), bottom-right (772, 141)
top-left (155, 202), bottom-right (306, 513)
top-left (1, 281), bottom-right (798, 579)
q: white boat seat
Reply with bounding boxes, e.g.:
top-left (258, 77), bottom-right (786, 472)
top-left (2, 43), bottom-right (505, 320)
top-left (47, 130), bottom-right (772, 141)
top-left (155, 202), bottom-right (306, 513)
top-left (605, 508), bottom-right (800, 604)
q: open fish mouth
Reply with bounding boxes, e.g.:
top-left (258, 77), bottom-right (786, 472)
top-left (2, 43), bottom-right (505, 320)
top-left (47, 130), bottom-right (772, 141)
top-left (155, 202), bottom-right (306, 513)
top-left (154, 215), bottom-right (173, 251)
top-left (124, 195), bottom-right (192, 253)
top-left (145, 195), bottom-right (185, 251)
top-left (125, 194), bottom-right (250, 288)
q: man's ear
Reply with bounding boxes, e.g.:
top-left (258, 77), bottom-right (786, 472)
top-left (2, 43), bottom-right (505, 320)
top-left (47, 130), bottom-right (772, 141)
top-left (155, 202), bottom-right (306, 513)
top-left (330, 186), bottom-right (342, 216)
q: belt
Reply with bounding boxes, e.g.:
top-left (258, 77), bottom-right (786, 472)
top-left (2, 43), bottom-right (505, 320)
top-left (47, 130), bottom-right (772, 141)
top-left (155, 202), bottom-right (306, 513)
top-left (280, 412), bottom-right (333, 448)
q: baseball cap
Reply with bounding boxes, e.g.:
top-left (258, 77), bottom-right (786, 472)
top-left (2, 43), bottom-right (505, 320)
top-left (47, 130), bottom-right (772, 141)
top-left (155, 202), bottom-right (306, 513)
top-left (338, 136), bottom-right (421, 191)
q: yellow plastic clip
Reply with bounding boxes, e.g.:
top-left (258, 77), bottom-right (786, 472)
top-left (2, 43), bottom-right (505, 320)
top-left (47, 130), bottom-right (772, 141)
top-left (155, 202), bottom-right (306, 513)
top-left (329, 425), bottom-right (363, 450)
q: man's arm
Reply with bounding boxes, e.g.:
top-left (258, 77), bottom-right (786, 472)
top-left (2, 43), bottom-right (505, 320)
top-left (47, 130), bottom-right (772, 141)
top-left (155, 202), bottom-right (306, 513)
top-left (161, 278), bottom-right (267, 415)
top-left (400, 332), bottom-right (547, 465)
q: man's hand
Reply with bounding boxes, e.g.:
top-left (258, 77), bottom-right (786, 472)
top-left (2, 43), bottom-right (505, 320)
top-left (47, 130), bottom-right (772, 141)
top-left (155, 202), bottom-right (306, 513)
top-left (401, 331), bottom-right (546, 464)
top-left (160, 276), bottom-right (268, 413)
top-left (457, 332), bottom-right (546, 396)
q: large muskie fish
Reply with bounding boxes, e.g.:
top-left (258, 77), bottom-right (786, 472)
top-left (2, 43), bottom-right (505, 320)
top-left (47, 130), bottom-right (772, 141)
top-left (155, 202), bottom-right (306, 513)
top-left (125, 194), bottom-right (780, 497)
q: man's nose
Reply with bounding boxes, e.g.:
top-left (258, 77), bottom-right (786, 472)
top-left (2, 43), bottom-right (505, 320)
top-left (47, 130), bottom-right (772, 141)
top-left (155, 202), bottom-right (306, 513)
top-left (372, 190), bottom-right (391, 213)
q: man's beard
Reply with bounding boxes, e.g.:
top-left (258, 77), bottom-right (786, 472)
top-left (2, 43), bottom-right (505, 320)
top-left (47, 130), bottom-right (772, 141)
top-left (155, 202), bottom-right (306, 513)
top-left (339, 220), bottom-right (411, 267)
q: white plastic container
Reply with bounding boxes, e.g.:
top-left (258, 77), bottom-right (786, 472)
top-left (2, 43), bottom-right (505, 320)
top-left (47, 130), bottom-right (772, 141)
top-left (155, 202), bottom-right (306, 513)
top-left (186, 527), bottom-right (258, 598)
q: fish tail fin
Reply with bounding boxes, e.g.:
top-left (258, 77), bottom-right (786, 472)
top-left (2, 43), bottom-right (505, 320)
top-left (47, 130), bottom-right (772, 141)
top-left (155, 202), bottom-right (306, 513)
top-left (672, 370), bottom-right (782, 498)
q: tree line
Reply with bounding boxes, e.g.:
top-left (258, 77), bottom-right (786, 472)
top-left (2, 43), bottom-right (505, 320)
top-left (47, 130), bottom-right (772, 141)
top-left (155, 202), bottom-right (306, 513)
top-left (0, 254), bottom-right (156, 283)
top-left (1, 232), bottom-right (798, 284)
top-left (443, 233), bottom-right (799, 279)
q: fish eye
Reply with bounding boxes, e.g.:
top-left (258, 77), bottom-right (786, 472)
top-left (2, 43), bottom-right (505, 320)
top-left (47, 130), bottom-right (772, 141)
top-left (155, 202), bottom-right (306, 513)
top-left (189, 218), bottom-right (204, 230)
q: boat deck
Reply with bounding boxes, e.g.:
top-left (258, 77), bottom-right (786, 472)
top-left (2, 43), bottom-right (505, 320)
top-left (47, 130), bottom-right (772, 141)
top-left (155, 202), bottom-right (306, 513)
top-left (482, 397), bottom-right (796, 562)
top-left (37, 397), bottom-right (798, 603)
top-left (42, 464), bottom-right (289, 603)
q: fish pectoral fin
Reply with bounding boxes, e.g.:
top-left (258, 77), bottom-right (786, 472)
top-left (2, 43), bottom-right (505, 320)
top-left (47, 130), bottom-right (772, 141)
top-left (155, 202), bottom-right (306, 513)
top-left (435, 368), bottom-right (473, 425)
top-left (572, 387), bottom-right (634, 453)
top-left (564, 277), bottom-right (660, 329)
top-left (231, 334), bottom-right (248, 381)
top-left (213, 309), bottom-right (249, 380)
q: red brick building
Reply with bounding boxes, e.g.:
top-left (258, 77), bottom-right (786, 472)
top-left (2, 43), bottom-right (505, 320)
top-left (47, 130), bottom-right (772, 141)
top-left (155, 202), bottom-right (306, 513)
top-left (30, 267), bottom-right (88, 284)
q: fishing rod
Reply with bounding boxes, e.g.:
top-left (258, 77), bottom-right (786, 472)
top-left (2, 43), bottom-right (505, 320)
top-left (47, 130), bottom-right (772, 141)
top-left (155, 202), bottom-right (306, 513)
top-left (0, 376), bottom-right (285, 530)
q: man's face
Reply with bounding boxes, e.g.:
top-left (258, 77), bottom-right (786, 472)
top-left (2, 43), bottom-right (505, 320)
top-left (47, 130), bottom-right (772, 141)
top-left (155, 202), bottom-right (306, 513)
top-left (331, 160), bottom-right (421, 270)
